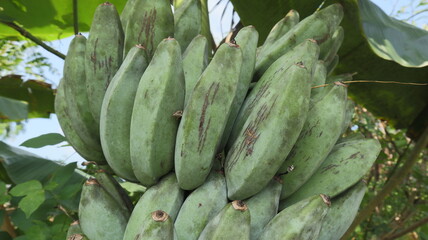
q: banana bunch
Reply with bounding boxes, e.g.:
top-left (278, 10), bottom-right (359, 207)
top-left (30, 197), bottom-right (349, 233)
top-left (57, 1), bottom-right (383, 239)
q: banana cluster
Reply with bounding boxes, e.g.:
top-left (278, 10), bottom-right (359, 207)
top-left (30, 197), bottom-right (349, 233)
top-left (58, 1), bottom-right (382, 240)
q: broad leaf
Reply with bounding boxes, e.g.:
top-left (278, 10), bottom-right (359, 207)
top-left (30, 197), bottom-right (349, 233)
top-left (20, 133), bottom-right (66, 148)
top-left (0, 0), bottom-right (127, 40)
top-left (230, 0), bottom-right (428, 137)
top-left (0, 75), bottom-right (55, 119)
top-left (10, 180), bottom-right (45, 218)
top-left (10, 180), bottom-right (42, 196)
top-left (0, 96), bottom-right (28, 120)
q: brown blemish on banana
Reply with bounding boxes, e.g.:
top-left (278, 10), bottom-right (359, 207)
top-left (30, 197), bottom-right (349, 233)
top-left (138, 8), bottom-right (157, 56)
top-left (321, 164), bottom-right (339, 174)
top-left (197, 82), bottom-right (220, 153)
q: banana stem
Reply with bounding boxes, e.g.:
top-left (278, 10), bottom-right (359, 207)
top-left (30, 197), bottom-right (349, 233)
top-left (342, 125), bottom-right (428, 239)
top-left (0, 21), bottom-right (66, 60)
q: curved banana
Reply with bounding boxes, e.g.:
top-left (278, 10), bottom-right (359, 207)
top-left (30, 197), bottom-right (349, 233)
top-left (130, 38), bottom-right (185, 187)
top-left (100, 44), bottom-right (148, 182)
top-left (123, 173), bottom-right (184, 240)
top-left (175, 42), bottom-right (243, 190)
top-left (198, 200), bottom-right (251, 240)
top-left (135, 210), bottom-right (176, 240)
top-left (225, 45), bottom-right (318, 200)
top-left (174, 0), bottom-right (202, 52)
top-left (120, 0), bottom-right (138, 34)
top-left (85, 2), bottom-right (124, 124)
top-left (310, 60), bottom-right (328, 100)
top-left (319, 26), bottom-right (344, 66)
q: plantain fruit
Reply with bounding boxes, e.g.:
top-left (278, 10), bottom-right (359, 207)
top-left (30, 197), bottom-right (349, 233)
top-left (318, 181), bottom-right (367, 240)
top-left (280, 137), bottom-right (381, 208)
top-left (175, 42), bottom-right (243, 190)
top-left (123, 173), bottom-right (184, 240)
top-left (55, 80), bottom-right (105, 163)
top-left (100, 44), bottom-right (148, 182)
top-left (310, 60), bottom-right (328, 99)
top-left (182, 34), bottom-right (210, 106)
top-left (255, 3), bottom-right (343, 79)
top-left (277, 83), bottom-right (348, 200)
top-left (134, 210), bottom-right (176, 240)
top-left (66, 220), bottom-right (86, 239)
top-left (175, 171), bottom-right (228, 240)
top-left (130, 38), bottom-right (185, 187)
top-left (225, 46), bottom-right (318, 200)
top-left (120, 0), bottom-right (138, 35)
top-left (259, 194), bottom-right (330, 240)
top-left (78, 178), bottom-right (130, 240)
top-left (245, 180), bottom-right (282, 240)
top-left (124, 0), bottom-right (174, 58)
top-left (174, 0), bottom-right (202, 52)
top-left (198, 200), bottom-right (251, 240)
top-left (319, 26), bottom-right (344, 66)
top-left (85, 2), bottom-right (124, 124)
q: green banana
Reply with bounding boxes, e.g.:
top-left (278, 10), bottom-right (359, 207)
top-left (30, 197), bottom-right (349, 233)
top-left (130, 38), bottom-right (185, 187)
top-left (63, 34), bottom-right (102, 152)
top-left (100, 44), bottom-right (148, 182)
top-left (245, 180), bottom-right (282, 240)
top-left (120, 0), bottom-right (138, 34)
top-left (67, 234), bottom-right (89, 240)
top-left (175, 42), bottom-right (243, 190)
top-left (277, 83), bottom-right (348, 200)
top-left (182, 34), bottom-right (209, 106)
top-left (134, 210), bottom-right (176, 240)
top-left (219, 25), bottom-right (259, 151)
top-left (78, 178), bottom-right (130, 240)
top-left (310, 60), bottom-right (327, 99)
top-left (255, 3), bottom-right (343, 79)
top-left (94, 169), bottom-right (134, 213)
top-left (336, 132), bottom-right (365, 144)
top-left (175, 171), bottom-right (228, 240)
top-left (225, 48), bottom-right (318, 200)
top-left (200, 0), bottom-right (215, 52)
top-left (259, 194), bottom-right (330, 240)
top-left (226, 39), bottom-right (319, 150)
top-left (124, 0), bottom-right (174, 58)
top-left (257, 9), bottom-right (299, 58)
top-left (327, 54), bottom-right (339, 76)
top-left (198, 200), bottom-right (251, 240)
top-left (174, 0), bottom-right (202, 52)
top-left (341, 99), bottom-right (356, 134)
top-left (123, 173), bottom-right (184, 240)
top-left (66, 220), bottom-right (84, 238)
top-left (318, 181), bottom-right (367, 240)
top-left (280, 137), bottom-right (381, 208)
top-left (319, 26), bottom-right (344, 66)
top-left (55, 80), bottom-right (105, 163)
top-left (85, 2), bottom-right (124, 124)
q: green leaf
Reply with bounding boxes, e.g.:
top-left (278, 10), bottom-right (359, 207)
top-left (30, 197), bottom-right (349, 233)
top-left (20, 133), bottom-right (66, 148)
top-left (0, 231), bottom-right (13, 240)
top-left (19, 189), bottom-right (45, 218)
top-left (10, 180), bottom-right (42, 197)
top-left (0, 96), bottom-right (28, 120)
top-left (229, 0), bottom-right (428, 136)
top-left (0, 0), bottom-right (127, 40)
top-left (0, 75), bottom-right (55, 119)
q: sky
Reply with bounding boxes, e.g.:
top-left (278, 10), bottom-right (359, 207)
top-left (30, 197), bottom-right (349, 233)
top-left (2, 0), bottom-right (426, 165)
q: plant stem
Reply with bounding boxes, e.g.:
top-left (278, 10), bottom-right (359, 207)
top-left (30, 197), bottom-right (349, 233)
top-left (342, 126), bottom-right (428, 239)
top-left (0, 21), bottom-right (66, 60)
top-left (382, 215), bottom-right (428, 240)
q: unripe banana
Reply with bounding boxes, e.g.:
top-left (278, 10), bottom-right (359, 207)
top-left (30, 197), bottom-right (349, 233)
top-left (219, 25), bottom-right (259, 151)
top-left (94, 169), bottom-right (133, 213)
top-left (63, 34), bottom-right (102, 153)
top-left (200, 0), bottom-right (215, 52)
top-left (174, 0), bottom-right (202, 52)
top-left (277, 83), bottom-right (348, 200)
top-left (78, 178), bottom-right (130, 240)
top-left (55, 81), bottom-right (105, 163)
top-left (100, 45), bottom-right (148, 182)
top-left (175, 42), bottom-right (243, 190)
top-left (198, 200), bottom-right (251, 240)
top-left (175, 171), bottom-right (228, 240)
top-left (337, 132), bottom-right (365, 144)
top-left (318, 181), bottom-right (367, 240)
top-left (259, 194), bottom-right (330, 240)
top-left (124, 0), bottom-right (174, 58)
top-left (225, 52), bottom-right (317, 200)
top-left (182, 35), bottom-right (209, 106)
top-left (255, 3), bottom-right (343, 79)
top-left (280, 137), bottom-right (381, 208)
top-left (123, 173), bottom-right (184, 240)
top-left (310, 60), bottom-right (327, 99)
top-left (227, 39), bottom-right (319, 149)
top-left (134, 210), bottom-right (176, 240)
top-left (130, 38), bottom-right (185, 187)
top-left (319, 26), bottom-right (344, 66)
top-left (257, 9), bottom-right (299, 58)
top-left (67, 234), bottom-right (89, 240)
top-left (66, 220), bottom-right (84, 238)
top-left (245, 180), bottom-right (282, 240)
top-left (120, 0), bottom-right (138, 34)
top-left (341, 99), bottom-right (356, 134)
top-left (85, 2), bottom-right (124, 124)
top-left (327, 54), bottom-right (339, 75)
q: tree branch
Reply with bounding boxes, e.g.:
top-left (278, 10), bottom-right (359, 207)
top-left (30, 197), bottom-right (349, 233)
top-left (73, 0), bottom-right (79, 34)
top-left (0, 21), bottom-right (66, 60)
top-left (382, 215), bottom-right (428, 240)
top-left (342, 125), bottom-right (428, 239)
